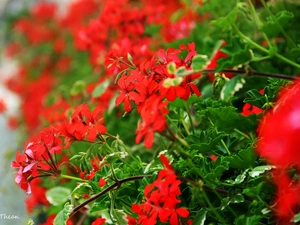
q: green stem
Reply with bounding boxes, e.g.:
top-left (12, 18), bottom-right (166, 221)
top-left (260, 0), bottom-right (297, 48)
top-left (69, 175), bottom-right (150, 218)
top-left (234, 128), bottom-right (250, 139)
top-left (274, 52), bottom-right (300, 69)
top-left (202, 190), bottom-right (226, 224)
top-left (220, 139), bottom-right (231, 155)
top-left (247, 0), bottom-right (272, 48)
top-left (60, 174), bottom-right (88, 182)
top-left (233, 24), bottom-right (300, 69)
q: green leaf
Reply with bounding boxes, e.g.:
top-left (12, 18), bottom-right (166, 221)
top-left (54, 203), bottom-right (73, 225)
top-left (175, 66), bottom-right (192, 76)
top-left (46, 187), bottom-right (71, 206)
top-left (193, 208), bottom-right (208, 225)
top-left (90, 196), bottom-right (110, 213)
top-left (205, 157), bottom-right (229, 181)
top-left (70, 80), bottom-right (86, 96)
top-left (221, 194), bottom-right (244, 210)
top-left (221, 75), bottom-right (246, 102)
top-left (70, 183), bottom-right (93, 199)
top-left (235, 215), bottom-right (261, 225)
top-left (210, 7), bottom-right (239, 30)
top-left (244, 89), bottom-right (265, 108)
top-left (243, 182), bottom-right (264, 197)
top-left (292, 213), bottom-right (300, 223)
top-left (197, 106), bottom-right (255, 133)
top-left (216, 37), bottom-right (251, 71)
top-left (261, 10), bottom-right (294, 38)
top-left (101, 151), bottom-right (128, 165)
top-left (169, 94), bottom-right (202, 108)
top-left (92, 80), bottom-right (110, 98)
top-left (225, 169), bottom-right (249, 185)
top-left (111, 209), bottom-right (128, 224)
top-left (224, 147), bottom-right (257, 169)
top-left (249, 165), bottom-right (275, 178)
top-left (188, 131), bottom-right (228, 154)
top-left (191, 54), bottom-right (208, 71)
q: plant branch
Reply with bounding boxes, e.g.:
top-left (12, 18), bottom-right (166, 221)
top-left (201, 69), bottom-right (297, 80)
top-left (69, 175), bottom-right (151, 218)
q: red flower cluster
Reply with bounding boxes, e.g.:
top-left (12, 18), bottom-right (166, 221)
top-left (62, 103), bottom-right (106, 144)
top-left (114, 43), bottom-right (200, 148)
top-left (11, 127), bottom-right (63, 193)
top-left (128, 155), bottom-right (190, 224)
top-left (257, 79), bottom-right (300, 223)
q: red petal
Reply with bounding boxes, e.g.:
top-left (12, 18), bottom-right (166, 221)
top-left (176, 208), bottom-right (190, 218)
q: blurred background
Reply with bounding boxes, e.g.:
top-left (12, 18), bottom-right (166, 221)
top-left (0, 1), bottom-right (73, 224)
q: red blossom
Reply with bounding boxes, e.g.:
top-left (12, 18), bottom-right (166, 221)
top-left (130, 155), bottom-right (190, 224)
top-left (257, 79), bottom-right (300, 223)
top-left (62, 103), bottom-right (106, 143)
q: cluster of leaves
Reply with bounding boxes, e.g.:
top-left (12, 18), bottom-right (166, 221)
top-left (2, 0), bottom-right (300, 225)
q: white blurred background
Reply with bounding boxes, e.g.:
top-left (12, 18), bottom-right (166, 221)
top-left (0, 1), bottom-right (75, 224)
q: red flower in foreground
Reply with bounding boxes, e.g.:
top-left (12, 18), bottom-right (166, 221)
top-left (257, 80), bottom-right (300, 167)
top-left (257, 79), bottom-right (300, 223)
top-left (129, 155), bottom-right (190, 224)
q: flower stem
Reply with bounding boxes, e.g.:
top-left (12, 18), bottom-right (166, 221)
top-left (233, 24), bottom-right (300, 69)
top-left (260, 0), bottom-right (296, 48)
top-left (221, 139), bottom-right (231, 155)
top-left (202, 189), bottom-right (226, 224)
top-left (69, 175), bottom-right (150, 218)
top-left (60, 174), bottom-right (87, 182)
top-left (202, 69), bottom-right (296, 80)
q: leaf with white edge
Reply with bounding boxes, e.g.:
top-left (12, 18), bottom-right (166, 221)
top-left (231, 194), bottom-right (244, 203)
top-left (175, 66), bottom-right (192, 76)
top-left (54, 203), bottom-right (73, 225)
top-left (70, 80), bottom-right (86, 96)
top-left (27, 219), bottom-right (34, 225)
top-left (111, 209), bottom-right (128, 224)
top-left (92, 80), bottom-right (110, 98)
top-left (70, 183), bottom-right (93, 199)
top-left (221, 75), bottom-right (245, 102)
top-left (225, 169), bottom-right (249, 184)
top-left (193, 208), bottom-right (208, 225)
top-left (249, 165), bottom-right (275, 178)
top-left (221, 194), bottom-right (244, 210)
top-left (101, 152), bottom-right (128, 165)
top-left (261, 208), bottom-right (271, 215)
top-left (292, 213), bottom-right (300, 223)
top-left (167, 62), bottom-right (177, 74)
top-left (191, 54), bottom-right (208, 71)
top-left (46, 187), bottom-right (71, 206)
